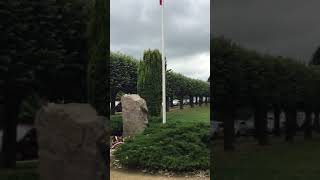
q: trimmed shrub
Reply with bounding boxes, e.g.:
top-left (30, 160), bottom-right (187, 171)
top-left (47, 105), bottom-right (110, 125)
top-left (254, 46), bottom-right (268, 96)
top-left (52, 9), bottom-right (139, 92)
top-left (114, 121), bottom-right (210, 171)
top-left (110, 52), bottom-right (138, 114)
top-left (138, 49), bottom-right (162, 116)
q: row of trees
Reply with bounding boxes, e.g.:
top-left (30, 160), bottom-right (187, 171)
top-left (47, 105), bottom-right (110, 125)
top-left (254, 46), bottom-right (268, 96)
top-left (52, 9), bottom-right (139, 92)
top-left (167, 71), bottom-right (210, 110)
top-left (0, 0), bottom-right (108, 168)
top-left (212, 37), bottom-right (320, 151)
top-left (110, 51), bottom-right (210, 115)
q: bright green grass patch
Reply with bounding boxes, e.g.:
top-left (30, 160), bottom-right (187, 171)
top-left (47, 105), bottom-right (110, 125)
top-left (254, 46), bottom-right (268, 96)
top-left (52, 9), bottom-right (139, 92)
top-left (166, 105), bottom-right (210, 124)
top-left (110, 105), bottom-right (210, 131)
top-left (212, 136), bottom-right (320, 180)
top-left (110, 105), bottom-right (210, 136)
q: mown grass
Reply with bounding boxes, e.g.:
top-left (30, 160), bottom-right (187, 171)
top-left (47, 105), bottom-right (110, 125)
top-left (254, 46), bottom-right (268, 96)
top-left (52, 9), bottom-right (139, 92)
top-left (111, 105), bottom-right (210, 135)
top-left (166, 105), bottom-right (210, 124)
top-left (111, 105), bottom-right (210, 124)
top-left (211, 135), bottom-right (320, 180)
top-left (0, 161), bottom-right (38, 180)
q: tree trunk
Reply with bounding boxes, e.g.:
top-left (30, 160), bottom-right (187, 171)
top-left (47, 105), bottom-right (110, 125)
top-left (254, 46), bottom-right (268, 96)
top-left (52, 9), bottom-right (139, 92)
top-left (1, 98), bottom-right (20, 168)
top-left (195, 96), bottom-right (198, 105)
top-left (222, 107), bottom-right (235, 151)
top-left (285, 109), bottom-right (296, 142)
top-left (199, 96), bottom-right (203, 107)
top-left (273, 107), bottom-right (281, 136)
top-left (304, 109), bottom-right (312, 139)
top-left (179, 96), bottom-right (183, 109)
top-left (166, 96), bottom-right (170, 112)
top-left (170, 96), bottom-right (174, 108)
top-left (110, 93), bottom-right (116, 115)
top-left (293, 110), bottom-right (297, 136)
top-left (254, 109), bottom-right (258, 139)
top-left (255, 106), bottom-right (269, 146)
top-left (205, 96), bottom-right (208, 105)
top-left (313, 111), bottom-right (320, 132)
top-left (189, 95), bottom-right (194, 108)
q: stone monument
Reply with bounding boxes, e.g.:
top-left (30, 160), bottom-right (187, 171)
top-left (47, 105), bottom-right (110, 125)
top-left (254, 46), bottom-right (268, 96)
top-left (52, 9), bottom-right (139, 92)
top-left (35, 103), bottom-right (108, 180)
top-left (121, 94), bottom-right (148, 136)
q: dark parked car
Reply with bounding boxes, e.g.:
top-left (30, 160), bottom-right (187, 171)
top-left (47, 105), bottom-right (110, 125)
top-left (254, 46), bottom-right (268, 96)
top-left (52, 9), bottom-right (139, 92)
top-left (16, 128), bottom-right (38, 161)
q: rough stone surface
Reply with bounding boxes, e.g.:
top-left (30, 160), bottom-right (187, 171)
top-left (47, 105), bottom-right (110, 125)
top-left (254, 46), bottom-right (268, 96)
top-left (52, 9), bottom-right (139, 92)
top-left (121, 94), bottom-right (148, 136)
top-left (35, 103), bottom-right (108, 180)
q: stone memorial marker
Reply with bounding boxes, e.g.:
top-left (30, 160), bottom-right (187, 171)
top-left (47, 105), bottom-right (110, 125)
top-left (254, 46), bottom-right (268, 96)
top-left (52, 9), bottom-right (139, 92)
top-left (121, 94), bottom-right (148, 136)
top-left (35, 103), bottom-right (108, 180)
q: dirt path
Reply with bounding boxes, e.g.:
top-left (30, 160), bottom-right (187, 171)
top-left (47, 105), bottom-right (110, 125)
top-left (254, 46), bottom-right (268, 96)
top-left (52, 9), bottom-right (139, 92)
top-left (111, 168), bottom-right (209, 180)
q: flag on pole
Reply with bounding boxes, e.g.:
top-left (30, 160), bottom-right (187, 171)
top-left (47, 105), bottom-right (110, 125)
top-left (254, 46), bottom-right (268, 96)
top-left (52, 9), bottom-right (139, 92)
top-left (160, 0), bottom-right (163, 6)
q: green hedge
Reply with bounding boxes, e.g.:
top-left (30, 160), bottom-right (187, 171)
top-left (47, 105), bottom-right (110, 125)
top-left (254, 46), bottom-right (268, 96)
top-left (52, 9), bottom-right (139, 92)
top-left (111, 115), bottom-right (123, 136)
top-left (110, 51), bottom-right (210, 113)
top-left (114, 121), bottom-right (210, 171)
top-left (110, 52), bottom-right (138, 101)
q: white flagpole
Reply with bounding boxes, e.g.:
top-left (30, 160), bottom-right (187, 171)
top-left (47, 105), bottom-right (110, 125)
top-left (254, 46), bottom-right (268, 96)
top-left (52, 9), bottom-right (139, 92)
top-left (161, 1), bottom-right (166, 124)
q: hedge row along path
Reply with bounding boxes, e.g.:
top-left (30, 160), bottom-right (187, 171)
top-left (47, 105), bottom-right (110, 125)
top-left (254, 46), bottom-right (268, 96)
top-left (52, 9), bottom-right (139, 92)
top-left (110, 51), bottom-right (210, 115)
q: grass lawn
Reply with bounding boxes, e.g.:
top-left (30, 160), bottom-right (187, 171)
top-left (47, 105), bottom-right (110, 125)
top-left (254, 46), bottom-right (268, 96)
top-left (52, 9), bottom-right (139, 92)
top-left (165, 105), bottom-right (210, 124)
top-left (111, 105), bottom-right (210, 135)
top-left (0, 160), bottom-right (38, 180)
top-left (113, 105), bottom-right (210, 124)
top-left (212, 134), bottom-right (320, 180)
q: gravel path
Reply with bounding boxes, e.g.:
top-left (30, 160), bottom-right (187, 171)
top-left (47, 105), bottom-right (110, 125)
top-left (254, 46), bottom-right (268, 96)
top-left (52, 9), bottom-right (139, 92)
top-left (111, 168), bottom-right (209, 180)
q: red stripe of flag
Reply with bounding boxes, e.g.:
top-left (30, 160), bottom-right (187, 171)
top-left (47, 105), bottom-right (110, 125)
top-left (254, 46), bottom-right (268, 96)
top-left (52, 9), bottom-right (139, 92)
top-left (160, 0), bottom-right (163, 6)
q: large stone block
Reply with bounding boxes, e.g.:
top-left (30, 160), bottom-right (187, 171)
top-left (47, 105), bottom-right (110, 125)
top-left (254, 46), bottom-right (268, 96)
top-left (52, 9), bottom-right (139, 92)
top-left (35, 103), bottom-right (108, 180)
top-left (121, 94), bottom-right (148, 136)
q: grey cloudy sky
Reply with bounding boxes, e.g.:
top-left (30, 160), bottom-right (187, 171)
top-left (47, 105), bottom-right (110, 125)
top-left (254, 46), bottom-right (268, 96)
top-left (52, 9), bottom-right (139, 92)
top-left (111, 0), bottom-right (210, 81)
top-left (212, 0), bottom-right (320, 62)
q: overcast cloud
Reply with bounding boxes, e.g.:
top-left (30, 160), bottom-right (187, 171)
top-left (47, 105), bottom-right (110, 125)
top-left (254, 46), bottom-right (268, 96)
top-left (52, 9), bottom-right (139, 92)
top-left (111, 0), bottom-right (210, 81)
top-left (212, 0), bottom-right (320, 63)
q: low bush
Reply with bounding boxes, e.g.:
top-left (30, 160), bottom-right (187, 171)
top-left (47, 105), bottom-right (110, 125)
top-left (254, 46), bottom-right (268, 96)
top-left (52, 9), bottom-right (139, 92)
top-left (149, 116), bottom-right (162, 124)
top-left (114, 120), bottom-right (210, 172)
